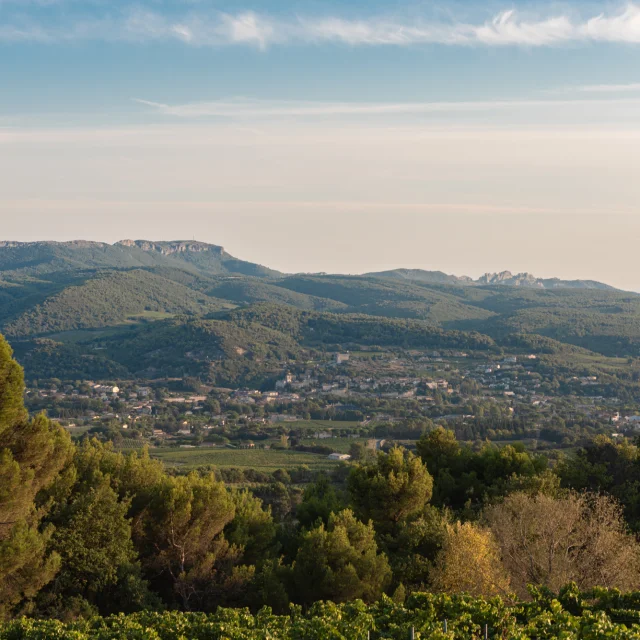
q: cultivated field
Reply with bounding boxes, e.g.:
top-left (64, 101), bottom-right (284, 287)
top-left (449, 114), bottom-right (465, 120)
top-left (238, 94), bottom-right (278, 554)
top-left (150, 447), bottom-right (343, 472)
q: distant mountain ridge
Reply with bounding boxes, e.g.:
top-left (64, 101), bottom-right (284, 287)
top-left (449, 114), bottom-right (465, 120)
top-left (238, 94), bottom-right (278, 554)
top-left (367, 268), bottom-right (616, 291)
top-left (4, 239), bottom-right (640, 372)
top-left (0, 239), bottom-right (280, 279)
top-left (0, 240), bottom-right (617, 290)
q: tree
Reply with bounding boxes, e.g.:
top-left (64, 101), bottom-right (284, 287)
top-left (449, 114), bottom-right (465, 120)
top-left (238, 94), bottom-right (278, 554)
top-left (224, 490), bottom-right (277, 567)
top-left (272, 469), bottom-right (291, 484)
top-left (292, 509), bottom-right (391, 605)
top-left (416, 428), bottom-right (548, 510)
top-left (386, 506), bottom-right (447, 594)
top-left (430, 521), bottom-right (510, 598)
top-left (37, 475), bottom-right (155, 617)
top-left (484, 491), bottom-right (640, 598)
top-left (348, 442), bottom-right (373, 463)
top-left (557, 436), bottom-right (640, 531)
top-left (140, 472), bottom-right (236, 610)
top-left (296, 473), bottom-right (343, 529)
top-left (0, 335), bottom-right (73, 618)
top-left (347, 447), bottom-right (433, 533)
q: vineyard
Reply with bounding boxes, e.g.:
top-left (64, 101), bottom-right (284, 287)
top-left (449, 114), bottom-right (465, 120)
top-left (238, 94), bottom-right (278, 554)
top-left (150, 447), bottom-right (341, 472)
top-left (5, 586), bottom-right (640, 639)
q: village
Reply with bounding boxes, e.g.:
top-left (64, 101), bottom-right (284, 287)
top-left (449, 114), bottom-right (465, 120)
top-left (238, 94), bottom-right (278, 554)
top-left (22, 345), bottom-right (639, 461)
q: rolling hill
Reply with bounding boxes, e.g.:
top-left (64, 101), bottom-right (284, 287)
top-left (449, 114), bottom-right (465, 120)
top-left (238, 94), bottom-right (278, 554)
top-left (2, 270), bottom-right (233, 337)
top-left (3, 239), bottom-right (640, 378)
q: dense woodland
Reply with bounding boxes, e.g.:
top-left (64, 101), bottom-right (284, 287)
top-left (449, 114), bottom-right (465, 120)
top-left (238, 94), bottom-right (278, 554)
top-left (5, 332), bottom-right (640, 636)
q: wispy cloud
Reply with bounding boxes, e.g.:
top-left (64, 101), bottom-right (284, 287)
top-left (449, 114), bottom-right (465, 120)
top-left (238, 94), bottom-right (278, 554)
top-left (133, 96), bottom-right (640, 119)
top-left (3, 4), bottom-right (640, 47)
top-left (572, 82), bottom-right (640, 92)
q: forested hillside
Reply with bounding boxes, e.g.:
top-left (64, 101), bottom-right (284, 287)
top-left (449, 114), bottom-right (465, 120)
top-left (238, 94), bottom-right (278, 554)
top-left (3, 271), bottom-right (232, 337)
top-left (10, 305), bottom-right (498, 383)
top-left (3, 240), bottom-right (640, 380)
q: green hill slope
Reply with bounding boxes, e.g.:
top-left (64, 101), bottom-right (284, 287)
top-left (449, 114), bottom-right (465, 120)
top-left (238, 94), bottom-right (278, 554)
top-left (206, 277), bottom-right (347, 311)
top-left (274, 275), bottom-right (496, 324)
top-left (2, 270), bottom-right (232, 337)
top-left (464, 288), bottom-right (640, 357)
top-left (226, 304), bottom-right (496, 351)
top-left (3, 239), bottom-right (640, 362)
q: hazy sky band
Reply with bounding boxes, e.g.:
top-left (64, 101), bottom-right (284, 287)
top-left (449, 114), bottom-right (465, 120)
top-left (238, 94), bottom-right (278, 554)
top-left (2, 0), bottom-right (640, 289)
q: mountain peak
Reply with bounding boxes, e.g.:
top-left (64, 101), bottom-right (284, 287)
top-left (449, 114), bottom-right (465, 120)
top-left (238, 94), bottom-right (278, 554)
top-left (365, 267), bottom-right (616, 291)
top-left (478, 271), bottom-right (541, 286)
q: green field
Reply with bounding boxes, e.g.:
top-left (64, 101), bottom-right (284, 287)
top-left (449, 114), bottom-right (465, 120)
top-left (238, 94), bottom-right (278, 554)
top-left (299, 437), bottom-right (370, 453)
top-left (63, 425), bottom-right (93, 437)
top-left (46, 313), bottom-right (177, 344)
top-left (278, 420), bottom-right (364, 430)
top-left (545, 351), bottom-right (636, 375)
top-left (114, 439), bottom-right (149, 451)
top-left (150, 447), bottom-right (342, 472)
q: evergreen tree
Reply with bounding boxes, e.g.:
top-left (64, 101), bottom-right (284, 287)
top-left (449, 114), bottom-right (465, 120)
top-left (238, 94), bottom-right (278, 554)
top-left (224, 490), bottom-right (277, 566)
top-left (140, 472), bottom-right (236, 610)
top-left (347, 447), bottom-right (433, 533)
top-left (293, 509), bottom-right (391, 605)
top-left (37, 473), bottom-right (156, 617)
top-left (296, 473), bottom-right (343, 529)
top-left (0, 335), bottom-right (73, 618)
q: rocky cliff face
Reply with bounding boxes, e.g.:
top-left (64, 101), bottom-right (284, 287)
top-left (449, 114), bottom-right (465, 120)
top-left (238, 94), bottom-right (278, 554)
top-left (475, 271), bottom-right (615, 290)
top-left (117, 240), bottom-right (225, 256)
top-left (366, 267), bottom-right (616, 290)
top-left (477, 271), bottom-right (543, 287)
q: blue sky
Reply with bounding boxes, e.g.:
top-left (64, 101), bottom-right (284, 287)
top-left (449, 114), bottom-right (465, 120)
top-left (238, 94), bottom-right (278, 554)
top-left (3, 0), bottom-right (640, 122)
top-left (2, 0), bottom-right (640, 287)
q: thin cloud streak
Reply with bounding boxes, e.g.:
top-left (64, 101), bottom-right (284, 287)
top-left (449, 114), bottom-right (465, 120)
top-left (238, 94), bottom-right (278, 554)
top-left (133, 96), bottom-right (640, 119)
top-left (3, 4), bottom-right (640, 47)
top-left (574, 82), bottom-right (640, 92)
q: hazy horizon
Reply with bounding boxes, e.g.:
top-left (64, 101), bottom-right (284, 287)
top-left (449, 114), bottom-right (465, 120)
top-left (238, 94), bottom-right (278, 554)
top-left (1, 231), bottom-right (637, 293)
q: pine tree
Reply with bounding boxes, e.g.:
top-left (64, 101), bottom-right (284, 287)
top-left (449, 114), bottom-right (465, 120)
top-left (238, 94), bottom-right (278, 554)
top-left (293, 509), bottom-right (391, 605)
top-left (0, 334), bottom-right (73, 617)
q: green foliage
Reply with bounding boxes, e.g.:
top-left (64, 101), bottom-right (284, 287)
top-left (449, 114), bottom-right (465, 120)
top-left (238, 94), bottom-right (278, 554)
top-left (139, 472), bottom-right (236, 610)
top-left (557, 436), bottom-right (640, 531)
top-left (416, 427), bottom-right (548, 510)
top-left (0, 335), bottom-right (73, 618)
top-left (207, 278), bottom-right (346, 312)
top-left (6, 588), bottom-right (640, 639)
top-left (297, 473), bottom-right (344, 528)
top-left (348, 448), bottom-right (433, 533)
top-left (37, 474), bottom-right (156, 618)
top-left (224, 491), bottom-right (277, 566)
top-left (0, 240), bottom-right (278, 281)
top-left (293, 509), bottom-right (392, 605)
top-left (229, 303), bottom-right (496, 351)
top-left (5, 241), bottom-right (640, 362)
top-left (12, 339), bottom-right (130, 382)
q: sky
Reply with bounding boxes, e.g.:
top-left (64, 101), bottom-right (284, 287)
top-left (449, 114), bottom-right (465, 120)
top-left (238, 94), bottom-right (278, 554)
top-left (1, 0), bottom-right (640, 289)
